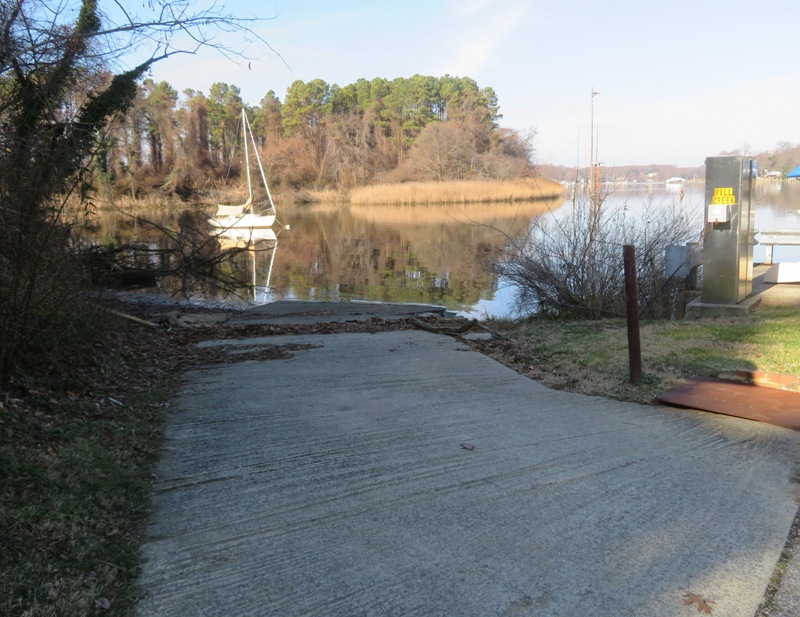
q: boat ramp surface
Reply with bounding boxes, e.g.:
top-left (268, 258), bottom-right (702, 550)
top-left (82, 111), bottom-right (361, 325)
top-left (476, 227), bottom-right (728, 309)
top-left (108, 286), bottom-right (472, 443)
top-left (136, 301), bottom-right (800, 616)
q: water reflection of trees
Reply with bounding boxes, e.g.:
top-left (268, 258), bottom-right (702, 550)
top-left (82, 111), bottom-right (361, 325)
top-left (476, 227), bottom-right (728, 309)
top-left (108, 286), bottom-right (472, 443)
top-left (81, 207), bottom-right (272, 300)
top-left (270, 202), bottom-right (559, 309)
top-left (81, 200), bottom-right (563, 310)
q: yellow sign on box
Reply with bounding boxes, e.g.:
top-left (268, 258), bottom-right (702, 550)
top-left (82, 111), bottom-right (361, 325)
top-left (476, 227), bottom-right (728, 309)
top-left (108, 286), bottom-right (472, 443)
top-left (711, 187), bottom-right (736, 205)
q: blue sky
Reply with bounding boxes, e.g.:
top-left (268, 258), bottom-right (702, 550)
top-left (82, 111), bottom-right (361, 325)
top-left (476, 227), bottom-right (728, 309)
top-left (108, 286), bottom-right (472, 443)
top-left (135, 0), bottom-right (800, 168)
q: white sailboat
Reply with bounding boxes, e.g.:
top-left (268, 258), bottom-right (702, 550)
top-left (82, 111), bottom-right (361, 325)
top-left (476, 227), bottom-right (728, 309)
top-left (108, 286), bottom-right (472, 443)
top-left (209, 108), bottom-right (277, 232)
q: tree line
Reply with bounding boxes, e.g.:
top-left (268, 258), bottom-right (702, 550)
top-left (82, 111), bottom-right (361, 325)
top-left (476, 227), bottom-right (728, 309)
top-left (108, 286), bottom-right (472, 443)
top-left (540, 142), bottom-right (800, 184)
top-left (101, 74), bottom-right (537, 198)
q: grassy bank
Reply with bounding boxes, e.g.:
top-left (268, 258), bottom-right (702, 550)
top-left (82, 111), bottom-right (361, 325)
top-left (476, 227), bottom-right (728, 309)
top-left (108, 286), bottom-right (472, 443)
top-left (477, 305), bottom-right (800, 404)
top-left (0, 324), bottom-right (174, 616)
top-left (349, 178), bottom-right (564, 205)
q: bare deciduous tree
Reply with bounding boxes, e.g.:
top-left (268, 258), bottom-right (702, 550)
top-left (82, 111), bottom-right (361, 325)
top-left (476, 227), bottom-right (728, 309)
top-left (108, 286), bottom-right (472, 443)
top-left (406, 122), bottom-right (473, 181)
top-left (497, 192), bottom-right (698, 319)
top-left (0, 0), bottom-right (279, 382)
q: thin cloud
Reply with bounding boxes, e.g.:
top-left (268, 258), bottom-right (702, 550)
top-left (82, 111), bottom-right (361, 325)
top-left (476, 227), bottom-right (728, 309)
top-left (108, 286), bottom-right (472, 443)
top-left (441, 1), bottom-right (528, 76)
top-left (447, 0), bottom-right (496, 18)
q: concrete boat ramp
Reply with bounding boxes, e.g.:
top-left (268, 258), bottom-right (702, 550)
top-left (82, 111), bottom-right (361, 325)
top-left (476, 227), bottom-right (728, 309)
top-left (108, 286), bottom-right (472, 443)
top-left (136, 301), bottom-right (800, 616)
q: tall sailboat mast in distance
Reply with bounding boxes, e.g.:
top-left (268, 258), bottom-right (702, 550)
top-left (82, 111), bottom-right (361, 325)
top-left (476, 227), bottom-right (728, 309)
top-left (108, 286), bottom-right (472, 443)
top-left (589, 88), bottom-right (600, 204)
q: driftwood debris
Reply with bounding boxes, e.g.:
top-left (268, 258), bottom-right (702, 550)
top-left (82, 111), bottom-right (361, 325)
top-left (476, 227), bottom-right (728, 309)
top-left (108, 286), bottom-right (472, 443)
top-left (411, 317), bottom-right (476, 335)
top-left (103, 307), bottom-right (159, 328)
top-left (160, 311), bottom-right (230, 328)
top-left (472, 322), bottom-right (517, 343)
top-left (410, 317), bottom-right (517, 343)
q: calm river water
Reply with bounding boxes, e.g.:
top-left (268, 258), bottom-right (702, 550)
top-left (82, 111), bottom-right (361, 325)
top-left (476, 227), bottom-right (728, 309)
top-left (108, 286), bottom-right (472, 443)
top-left (96, 181), bottom-right (800, 319)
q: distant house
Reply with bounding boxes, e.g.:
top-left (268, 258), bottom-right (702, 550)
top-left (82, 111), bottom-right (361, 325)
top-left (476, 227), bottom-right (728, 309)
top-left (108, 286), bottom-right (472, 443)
top-left (762, 169), bottom-right (782, 178)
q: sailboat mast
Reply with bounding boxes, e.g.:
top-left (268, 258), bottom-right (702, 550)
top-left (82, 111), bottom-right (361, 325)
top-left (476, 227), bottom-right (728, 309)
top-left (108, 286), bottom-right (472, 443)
top-left (590, 89), bottom-right (594, 193)
top-left (242, 108), bottom-right (253, 202)
top-left (243, 109), bottom-right (276, 212)
top-left (590, 88), bottom-right (600, 203)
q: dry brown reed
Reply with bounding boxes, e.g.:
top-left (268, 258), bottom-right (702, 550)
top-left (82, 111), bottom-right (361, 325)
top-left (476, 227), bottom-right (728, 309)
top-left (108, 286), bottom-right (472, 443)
top-left (90, 186), bottom-right (344, 211)
top-left (349, 178), bottom-right (564, 205)
top-left (298, 188), bottom-right (341, 203)
top-left (76, 179), bottom-right (563, 211)
top-left (80, 193), bottom-right (196, 215)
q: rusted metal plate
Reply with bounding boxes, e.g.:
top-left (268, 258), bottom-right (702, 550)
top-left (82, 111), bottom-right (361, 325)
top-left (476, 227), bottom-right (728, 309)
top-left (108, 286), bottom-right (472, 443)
top-left (657, 377), bottom-right (800, 429)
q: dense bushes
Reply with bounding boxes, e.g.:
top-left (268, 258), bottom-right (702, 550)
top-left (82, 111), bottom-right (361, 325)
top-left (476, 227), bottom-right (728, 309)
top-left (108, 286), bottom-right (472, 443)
top-left (0, 218), bottom-right (109, 384)
top-left (497, 192), bottom-right (697, 319)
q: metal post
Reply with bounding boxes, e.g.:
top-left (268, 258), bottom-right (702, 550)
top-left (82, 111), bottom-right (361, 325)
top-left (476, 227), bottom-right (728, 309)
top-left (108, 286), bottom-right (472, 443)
top-left (623, 245), bottom-right (641, 384)
top-left (590, 89), bottom-right (599, 203)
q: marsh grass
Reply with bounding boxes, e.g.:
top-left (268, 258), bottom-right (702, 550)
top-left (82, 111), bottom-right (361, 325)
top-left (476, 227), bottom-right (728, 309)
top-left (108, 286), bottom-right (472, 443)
top-left (292, 188), bottom-right (341, 204)
top-left (480, 306), bottom-right (800, 404)
top-left (349, 178), bottom-right (564, 205)
top-left (87, 192), bottom-right (195, 213)
top-left (82, 179), bottom-right (563, 210)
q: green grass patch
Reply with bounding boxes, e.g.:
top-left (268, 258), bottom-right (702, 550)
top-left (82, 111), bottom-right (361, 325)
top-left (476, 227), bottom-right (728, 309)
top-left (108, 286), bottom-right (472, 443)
top-left (0, 328), bottom-right (173, 616)
top-left (481, 305), bottom-right (800, 404)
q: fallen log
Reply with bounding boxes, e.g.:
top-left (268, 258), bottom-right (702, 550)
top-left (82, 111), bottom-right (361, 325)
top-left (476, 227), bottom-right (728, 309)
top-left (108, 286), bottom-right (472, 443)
top-left (473, 322), bottom-right (517, 344)
top-left (102, 307), bottom-right (160, 328)
top-left (411, 317), bottom-right (476, 335)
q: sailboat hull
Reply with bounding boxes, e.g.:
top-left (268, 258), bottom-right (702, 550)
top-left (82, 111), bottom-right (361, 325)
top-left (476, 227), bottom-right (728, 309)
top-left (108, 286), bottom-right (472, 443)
top-left (208, 213), bottom-right (276, 229)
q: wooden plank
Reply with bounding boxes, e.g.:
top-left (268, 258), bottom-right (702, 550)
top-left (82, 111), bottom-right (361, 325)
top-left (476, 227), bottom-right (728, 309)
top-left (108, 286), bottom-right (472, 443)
top-left (657, 377), bottom-right (800, 429)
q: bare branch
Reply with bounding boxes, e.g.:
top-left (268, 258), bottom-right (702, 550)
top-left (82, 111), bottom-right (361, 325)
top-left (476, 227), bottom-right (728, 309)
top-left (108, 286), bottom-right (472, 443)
top-left (1, 1), bottom-right (289, 79)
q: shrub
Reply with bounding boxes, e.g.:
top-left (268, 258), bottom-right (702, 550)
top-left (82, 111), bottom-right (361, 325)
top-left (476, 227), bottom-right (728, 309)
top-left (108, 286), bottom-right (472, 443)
top-left (497, 191), bottom-right (698, 319)
top-left (0, 214), bottom-right (108, 384)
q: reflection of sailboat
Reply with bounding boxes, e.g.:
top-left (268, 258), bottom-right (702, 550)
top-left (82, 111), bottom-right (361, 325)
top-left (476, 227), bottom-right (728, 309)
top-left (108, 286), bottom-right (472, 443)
top-left (214, 227), bottom-right (277, 250)
top-left (254, 239), bottom-right (278, 304)
top-left (215, 228), bottom-right (279, 303)
top-left (209, 108), bottom-right (277, 231)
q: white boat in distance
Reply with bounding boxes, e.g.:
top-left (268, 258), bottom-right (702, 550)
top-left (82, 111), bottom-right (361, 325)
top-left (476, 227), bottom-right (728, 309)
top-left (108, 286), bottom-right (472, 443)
top-left (209, 108), bottom-right (277, 231)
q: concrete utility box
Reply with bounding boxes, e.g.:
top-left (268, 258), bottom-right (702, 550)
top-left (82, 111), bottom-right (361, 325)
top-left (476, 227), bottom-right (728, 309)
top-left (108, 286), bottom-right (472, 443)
top-left (701, 156), bottom-right (756, 304)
